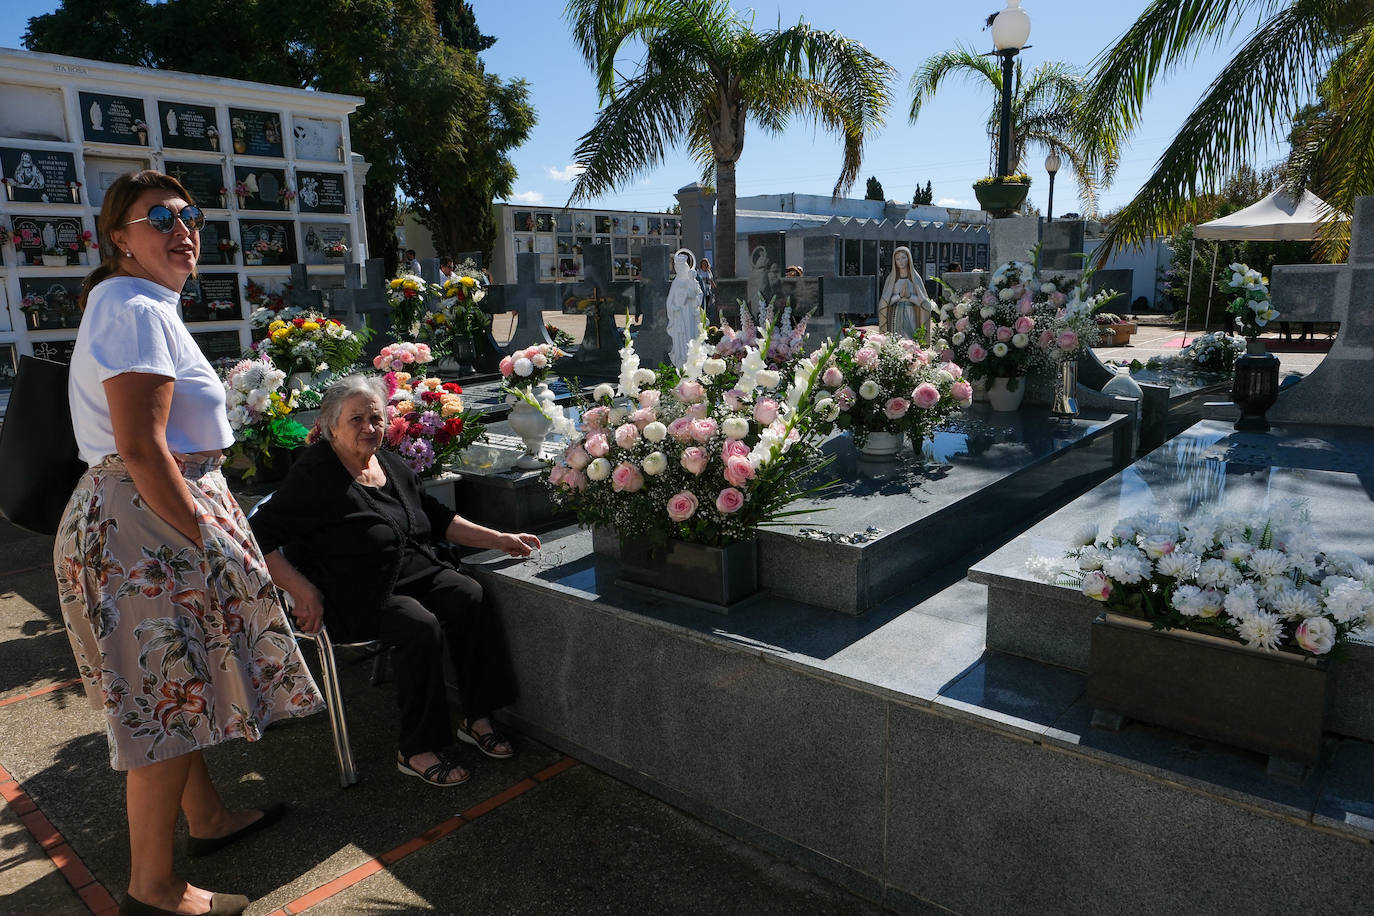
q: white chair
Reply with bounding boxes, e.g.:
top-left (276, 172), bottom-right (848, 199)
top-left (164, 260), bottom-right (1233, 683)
top-left (248, 492), bottom-right (385, 788)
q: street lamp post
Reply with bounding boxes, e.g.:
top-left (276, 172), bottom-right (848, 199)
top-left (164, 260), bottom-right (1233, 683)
top-left (1044, 150), bottom-right (1061, 221)
top-left (991, 1), bottom-right (1032, 179)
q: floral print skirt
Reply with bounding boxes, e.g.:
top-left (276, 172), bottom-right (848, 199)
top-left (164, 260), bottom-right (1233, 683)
top-left (53, 454), bottom-right (323, 770)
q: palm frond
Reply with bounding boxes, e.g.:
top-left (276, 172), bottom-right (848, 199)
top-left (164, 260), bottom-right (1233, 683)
top-left (1097, 0), bottom-right (1346, 256)
top-left (908, 44), bottom-right (1001, 124)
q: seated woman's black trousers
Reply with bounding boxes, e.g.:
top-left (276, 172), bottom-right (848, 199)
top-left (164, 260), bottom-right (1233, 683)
top-left (376, 566), bottom-right (517, 757)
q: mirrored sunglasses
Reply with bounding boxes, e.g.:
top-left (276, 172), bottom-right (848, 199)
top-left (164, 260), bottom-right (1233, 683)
top-left (124, 204), bottom-right (205, 233)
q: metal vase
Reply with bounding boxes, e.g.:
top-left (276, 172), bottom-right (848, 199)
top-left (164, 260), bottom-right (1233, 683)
top-left (1051, 359), bottom-right (1079, 418)
top-left (1232, 338), bottom-right (1280, 432)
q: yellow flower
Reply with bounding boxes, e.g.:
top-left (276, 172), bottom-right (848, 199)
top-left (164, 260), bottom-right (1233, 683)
top-left (433, 313), bottom-right (447, 325)
top-left (301, 321), bottom-right (320, 332)
top-left (395, 400), bottom-right (415, 414)
top-left (271, 328), bottom-right (290, 342)
top-left (459, 276), bottom-right (475, 287)
top-left (268, 320), bottom-right (288, 332)
top-left (440, 396), bottom-right (464, 417)
top-left (389, 278), bottom-right (403, 289)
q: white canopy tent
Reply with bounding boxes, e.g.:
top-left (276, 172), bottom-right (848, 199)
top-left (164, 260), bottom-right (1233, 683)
top-left (1183, 190), bottom-right (1343, 341)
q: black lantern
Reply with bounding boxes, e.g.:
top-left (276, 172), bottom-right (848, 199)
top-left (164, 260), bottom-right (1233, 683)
top-left (1231, 343), bottom-right (1280, 431)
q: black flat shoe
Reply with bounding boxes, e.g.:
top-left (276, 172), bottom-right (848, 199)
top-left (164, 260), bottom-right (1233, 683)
top-left (119, 891), bottom-right (250, 915)
top-left (186, 802), bottom-right (288, 858)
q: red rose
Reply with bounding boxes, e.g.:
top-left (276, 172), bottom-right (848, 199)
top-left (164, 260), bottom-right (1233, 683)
top-left (444, 417), bottom-right (464, 435)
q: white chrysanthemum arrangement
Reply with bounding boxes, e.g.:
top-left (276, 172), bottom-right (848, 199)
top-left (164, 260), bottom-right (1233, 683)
top-left (1031, 505), bottom-right (1374, 656)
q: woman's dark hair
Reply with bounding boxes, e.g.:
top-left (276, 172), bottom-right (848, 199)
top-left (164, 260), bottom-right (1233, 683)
top-left (79, 169), bottom-right (197, 308)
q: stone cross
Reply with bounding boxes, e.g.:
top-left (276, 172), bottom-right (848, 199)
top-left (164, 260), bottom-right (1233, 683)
top-left (1268, 196), bottom-right (1374, 427)
top-left (505, 251), bottom-right (562, 351)
top-left (286, 263), bottom-right (325, 312)
top-left (632, 243), bottom-right (673, 369)
top-left (562, 244), bottom-right (638, 379)
top-left (330, 258), bottom-right (389, 326)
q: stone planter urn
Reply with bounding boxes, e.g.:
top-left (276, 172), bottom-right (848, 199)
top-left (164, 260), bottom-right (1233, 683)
top-left (974, 181), bottom-right (1030, 217)
top-left (858, 430), bottom-right (904, 460)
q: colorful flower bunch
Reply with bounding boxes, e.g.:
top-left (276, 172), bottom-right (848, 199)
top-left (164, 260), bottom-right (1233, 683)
top-left (323, 240), bottom-right (349, 258)
top-left (252, 238), bottom-right (285, 256)
top-left (373, 341), bottom-right (433, 373)
top-left (1040, 279), bottom-right (1111, 361)
top-left (547, 320), bottom-right (839, 548)
top-left (382, 372), bottom-right (486, 476)
top-left (1222, 262), bottom-right (1278, 338)
top-left (1034, 505), bottom-right (1374, 657)
top-left (254, 313), bottom-right (371, 376)
top-left (19, 293), bottom-right (44, 313)
top-left (245, 281), bottom-right (298, 328)
top-left (1145, 331), bottom-right (1247, 374)
top-left (219, 357), bottom-right (309, 479)
top-left (218, 238), bottom-right (240, 255)
top-left (712, 301), bottom-right (809, 376)
top-left (815, 328), bottom-right (972, 447)
top-left (387, 266), bottom-right (492, 353)
top-left (499, 342), bottom-right (566, 390)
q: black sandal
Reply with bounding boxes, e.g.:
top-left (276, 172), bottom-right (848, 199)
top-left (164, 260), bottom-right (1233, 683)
top-left (457, 719), bottom-right (515, 759)
top-left (396, 751), bottom-right (470, 787)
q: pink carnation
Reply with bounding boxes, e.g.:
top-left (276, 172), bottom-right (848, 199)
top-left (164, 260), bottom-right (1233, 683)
top-left (680, 447), bottom-right (710, 475)
top-left (584, 432), bottom-right (610, 458)
top-left (611, 462), bottom-right (644, 493)
top-left (498, 356), bottom-right (514, 377)
top-left (667, 491), bottom-right (698, 522)
top-left (564, 443), bottom-right (590, 470)
top-left (675, 379), bottom-right (705, 403)
top-left (715, 487), bottom-right (745, 514)
top-left (912, 383), bottom-right (940, 409)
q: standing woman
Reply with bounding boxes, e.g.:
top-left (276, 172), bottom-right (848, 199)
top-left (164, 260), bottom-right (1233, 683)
top-left (54, 170), bottom-right (323, 916)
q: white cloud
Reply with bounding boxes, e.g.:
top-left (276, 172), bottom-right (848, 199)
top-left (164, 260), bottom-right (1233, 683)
top-left (510, 190), bottom-right (545, 204)
top-left (547, 163), bottom-right (586, 182)
top-left (936, 197), bottom-right (971, 208)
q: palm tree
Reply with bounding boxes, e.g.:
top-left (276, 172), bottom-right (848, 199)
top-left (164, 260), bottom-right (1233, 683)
top-left (1080, 0), bottom-right (1374, 260)
top-left (564, 0), bottom-right (896, 278)
top-left (907, 44), bottom-right (1118, 216)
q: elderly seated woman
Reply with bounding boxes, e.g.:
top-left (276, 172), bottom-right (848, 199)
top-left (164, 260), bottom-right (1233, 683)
top-left (249, 375), bottom-right (540, 787)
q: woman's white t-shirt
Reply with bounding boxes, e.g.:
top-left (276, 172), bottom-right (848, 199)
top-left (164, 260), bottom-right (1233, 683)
top-left (69, 275), bottom-right (234, 465)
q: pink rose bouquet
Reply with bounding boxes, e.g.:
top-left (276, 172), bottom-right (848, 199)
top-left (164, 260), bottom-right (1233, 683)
top-left (547, 318), bottom-right (839, 547)
top-left (814, 327), bottom-right (967, 448)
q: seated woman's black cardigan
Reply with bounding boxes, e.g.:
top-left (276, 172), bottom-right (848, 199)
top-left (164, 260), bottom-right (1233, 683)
top-left (249, 440), bottom-right (458, 643)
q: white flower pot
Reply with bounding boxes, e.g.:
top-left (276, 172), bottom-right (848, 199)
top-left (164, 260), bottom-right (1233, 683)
top-left (987, 377), bottom-right (1026, 412)
top-left (41, 254), bottom-right (67, 267)
top-left (506, 383), bottom-right (554, 469)
top-left (858, 430), bottom-right (904, 460)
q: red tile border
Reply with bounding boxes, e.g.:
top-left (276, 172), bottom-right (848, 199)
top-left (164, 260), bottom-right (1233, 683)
top-left (0, 760), bottom-right (119, 914)
top-left (0, 677), bottom-right (84, 708)
top-left (280, 756), bottom-right (576, 914)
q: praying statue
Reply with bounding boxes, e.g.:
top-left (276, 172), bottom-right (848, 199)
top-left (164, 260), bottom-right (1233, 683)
top-left (878, 245), bottom-right (933, 340)
top-left (666, 248), bottom-right (704, 367)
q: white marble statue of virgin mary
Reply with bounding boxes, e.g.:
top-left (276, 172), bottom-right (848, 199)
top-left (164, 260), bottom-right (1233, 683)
top-left (666, 248), bottom-right (704, 367)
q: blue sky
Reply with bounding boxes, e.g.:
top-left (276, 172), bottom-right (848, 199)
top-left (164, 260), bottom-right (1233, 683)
top-left (3, 2), bottom-right (1270, 217)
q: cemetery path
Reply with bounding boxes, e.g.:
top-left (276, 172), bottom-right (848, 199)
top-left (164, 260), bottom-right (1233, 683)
top-left (0, 519), bottom-right (881, 916)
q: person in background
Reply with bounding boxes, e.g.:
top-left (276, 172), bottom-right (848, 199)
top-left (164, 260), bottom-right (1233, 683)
top-left (55, 170), bottom-right (323, 916)
top-left (405, 249), bottom-right (422, 274)
top-left (696, 256), bottom-right (717, 324)
top-left (438, 257), bottom-right (455, 282)
top-left (250, 377), bottom-right (540, 789)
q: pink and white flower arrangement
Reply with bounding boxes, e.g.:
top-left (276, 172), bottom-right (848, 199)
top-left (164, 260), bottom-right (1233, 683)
top-left (1034, 506), bottom-right (1374, 657)
top-left (373, 341), bottom-right (433, 373)
top-left (499, 342), bottom-right (567, 390)
top-left (547, 319), bottom-right (839, 547)
top-left (815, 328), bottom-right (969, 448)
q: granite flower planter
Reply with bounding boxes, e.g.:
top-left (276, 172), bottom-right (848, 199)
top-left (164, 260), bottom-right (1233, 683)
top-left (616, 535), bottom-right (759, 610)
top-left (1088, 612), bottom-right (1328, 775)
